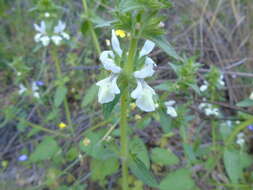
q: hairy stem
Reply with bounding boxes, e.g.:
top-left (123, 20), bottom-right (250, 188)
top-left (120, 37), bottom-right (138, 190)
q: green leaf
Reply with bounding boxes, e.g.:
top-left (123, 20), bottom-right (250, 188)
top-left (30, 136), bottom-right (60, 162)
top-left (237, 99), bottom-right (253, 107)
top-left (150, 35), bottom-right (181, 61)
top-left (79, 131), bottom-right (116, 160)
top-left (91, 158), bottom-right (119, 181)
top-left (151, 148), bottom-right (179, 166)
top-left (129, 137), bottom-right (150, 168)
top-left (54, 85), bottom-right (67, 107)
top-left (81, 84), bottom-right (98, 107)
top-left (159, 111), bottom-right (172, 133)
top-left (159, 169), bottom-right (196, 190)
top-left (129, 156), bottom-right (158, 188)
top-left (223, 149), bottom-right (242, 184)
top-left (103, 94), bottom-right (121, 119)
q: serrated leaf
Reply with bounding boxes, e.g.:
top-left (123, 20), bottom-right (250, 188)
top-left (91, 158), bottom-right (119, 181)
top-left (81, 84), bottom-right (98, 107)
top-left (159, 169), bottom-right (196, 190)
top-left (30, 136), bottom-right (60, 162)
top-left (159, 111), bottom-right (172, 133)
top-left (150, 36), bottom-right (181, 61)
top-left (54, 85), bottom-right (67, 107)
top-left (130, 137), bottom-right (150, 168)
top-left (129, 156), bottom-right (158, 188)
top-left (151, 148), bottom-right (179, 166)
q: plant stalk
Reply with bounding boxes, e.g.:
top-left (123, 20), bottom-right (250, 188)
top-left (120, 37), bottom-right (138, 190)
top-left (52, 48), bottom-right (74, 135)
top-left (82, 0), bottom-right (101, 54)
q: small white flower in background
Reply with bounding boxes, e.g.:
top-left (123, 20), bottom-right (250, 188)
top-left (51, 20), bottom-right (70, 46)
top-left (34, 21), bottom-right (50, 46)
top-left (17, 72), bottom-right (21, 76)
top-left (45, 12), bottom-right (50, 18)
top-left (218, 74), bottom-right (225, 86)
top-left (18, 84), bottom-right (27, 95)
top-left (200, 81), bottom-right (208, 92)
top-left (158, 22), bottom-right (165, 28)
top-left (131, 79), bottom-right (156, 112)
top-left (236, 132), bottom-right (245, 147)
top-left (132, 40), bottom-right (157, 112)
top-left (199, 103), bottom-right (219, 116)
top-left (164, 100), bottom-right (177, 118)
top-left (96, 30), bottom-right (123, 104)
top-left (235, 120), bottom-right (241, 125)
top-left (226, 120), bottom-right (232, 127)
top-left (249, 91), bottom-right (253, 100)
top-left (31, 82), bottom-right (40, 98)
top-left (18, 154), bottom-right (28, 162)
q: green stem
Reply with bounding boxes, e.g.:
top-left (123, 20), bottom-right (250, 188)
top-left (120, 37), bottom-right (138, 190)
top-left (52, 48), bottom-right (74, 135)
top-left (82, 0), bottom-right (101, 54)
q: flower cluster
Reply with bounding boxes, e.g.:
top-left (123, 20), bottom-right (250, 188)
top-left (199, 74), bottom-right (225, 92)
top-left (164, 100), bottom-right (177, 118)
top-left (18, 81), bottom-right (41, 98)
top-left (34, 20), bottom-right (70, 46)
top-left (199, 102), bottom-right (219, 116)
top-left (96, 30), bottom-right (157, 112)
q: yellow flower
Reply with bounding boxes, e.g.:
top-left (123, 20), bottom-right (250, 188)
top-left (134, 114), bottom-right (142, 120)
top-left (130, 103), bottom-right (137, 110)
top-left (58, 122), bottom-right (67, 129)
top-left (115, 29), bottom-right (126, 38)
top-left (83, 137), bottom-right (91, 146)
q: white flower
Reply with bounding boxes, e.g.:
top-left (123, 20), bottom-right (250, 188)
top-left (164, 100), bottom-right (177, 118)
top-left (51, 20), bottom-right (70, 45)
top-left (249, 91), bottom-right (253, 100)
top-left (236, 132), bottom-right (245, 147)
top-left (32, 82), bottom-right (40, 98)
top-left (111, 29), bottom-right (122, 56)
top-left (218, 74), bottom-right (225, 86)
top-left (51, 35), bottom-right (63, 46)
top-left (18, 84), bottom-right (27, 94)
top-left (139, 40), bottom-right (155, 58)
top-left (45, 12), bottom-right (50, 18)
top-left (100, 51), bottom-right (122, 73)
top-left (96, 74), bottom-right (120, 104)
top-left (134, 57), bottom-right (156, 79)
top-left (131, 79), bottom-right (156, 112)
top-left (34, 21), bottom-right (50, 46)
top-left (199, 103), bottom-right (219, 116)
top-left (200, 81), bottom-right (208, 92)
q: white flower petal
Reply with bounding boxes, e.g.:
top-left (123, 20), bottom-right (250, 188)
top-left (100, 51), bottom-right (122, 73)
top-left (40, 36), bottom-right (50, 46)
top-left (165, 100), bottom-right (176, 107)
top-left (131, 80), bottom-right (156, 112)
top-left (249, 92), bottom-right (253, 100)
top-left (134, 57), bottom-right (156, 79)
top-left (96, 75), bottom-right (120, 104)
top-left (32, 82), bottom-right (39, 92)
top-left (166, 106), bottom-right (177, 117)
top-left (61, 32), bottom-right (70, 40)
top-left (33, 92), bottom-right (40, 99)
top-left (131, 79), bottom-right (143, 99)
top-left (200, 84), bottom-right (208, 92)
top-left (51, 35), bottom-right (62, 46)
top-left (34, 21), bottom-right (46, 33)
top-left (54, 20), bottom-right (66, 33)
top-left (139, 40), bottom-right (155, 57)
top-left (111, 29), bottom-right (122, 56)
top-left (34, 33), bottom-right (42, 42)
top-left (18, 84), bottom-right (27, 94)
